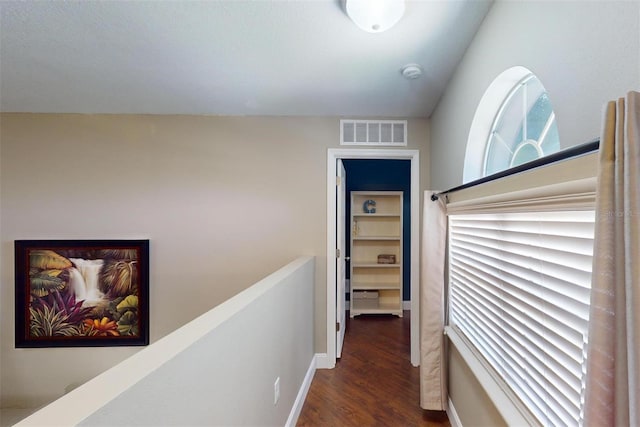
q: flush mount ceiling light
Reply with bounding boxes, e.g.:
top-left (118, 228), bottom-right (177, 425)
top-left (344, 0), bottom-right (405, 33)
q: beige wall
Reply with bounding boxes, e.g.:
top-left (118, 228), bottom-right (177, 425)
top-left (0, 113), bottom-right (429, 408)
top-left (17, 257), bottom-right (315, 427)
top-left (430, 1), bottom-right (639, 423)
top-left (430, 0), bottom-right (640, 190)
top-left (448, 345), bottom-right (506, 427)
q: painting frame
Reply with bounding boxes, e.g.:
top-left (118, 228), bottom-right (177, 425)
top-left (15, 239), bottom-right (150, 348)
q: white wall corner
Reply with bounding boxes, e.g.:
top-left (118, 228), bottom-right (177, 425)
top-left (285, 355), bottom-right (317, 427)
top-left (447, 397), bottom-right (463, 427)
top-left (314, 353), bottom-right (332, 369)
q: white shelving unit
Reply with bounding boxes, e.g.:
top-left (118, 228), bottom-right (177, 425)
top-left (350, 191), bottom-right (403, 317)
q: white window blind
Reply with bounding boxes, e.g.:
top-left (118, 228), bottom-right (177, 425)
top-left (449, 210), bottom-right (595, 426)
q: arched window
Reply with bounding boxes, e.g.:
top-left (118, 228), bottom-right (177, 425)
top-left (464, 67), bottom-right (561, 182)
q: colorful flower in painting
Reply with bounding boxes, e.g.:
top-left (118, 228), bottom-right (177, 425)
top-left (83, 317), bottom-right (120, 336)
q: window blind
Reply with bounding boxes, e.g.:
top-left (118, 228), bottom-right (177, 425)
top-left (449, 210), bottom-right (595, 426)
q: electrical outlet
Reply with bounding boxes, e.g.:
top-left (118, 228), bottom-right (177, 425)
top-left (273, 377), bottom-right (280, 405)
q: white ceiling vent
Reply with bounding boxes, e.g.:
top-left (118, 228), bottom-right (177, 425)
top-left (340, 120), bottom-right (407, 146)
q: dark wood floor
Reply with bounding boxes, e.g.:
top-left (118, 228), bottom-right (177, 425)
top-left (297, 311), bottom-right (450, 426)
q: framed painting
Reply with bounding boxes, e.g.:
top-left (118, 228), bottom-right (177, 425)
top-left (15, 239), bottom-right (149, 348)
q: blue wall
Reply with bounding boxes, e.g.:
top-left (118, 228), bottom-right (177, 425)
top-left (343, 159), bottom-right (411, 301)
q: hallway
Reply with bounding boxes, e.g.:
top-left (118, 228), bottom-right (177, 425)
top-left (297, 312), bottom-right (450, 426)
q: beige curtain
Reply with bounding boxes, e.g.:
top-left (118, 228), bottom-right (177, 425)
top-left (584, 91), bottom-right (640, 426)
top-left (420, 191), bottom-right (447, 411)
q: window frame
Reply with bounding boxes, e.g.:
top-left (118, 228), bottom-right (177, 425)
top-left (464, 67), bottom-right (561, 184)
top-left (448, 209), bottom-right (594, 426)
top-left (443, 150), bottom-right (599, 426)
top-left (483, 74), bottom-right (560, 176)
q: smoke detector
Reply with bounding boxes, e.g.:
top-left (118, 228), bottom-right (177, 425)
top-left (401, 64), bottom-right (423, 80)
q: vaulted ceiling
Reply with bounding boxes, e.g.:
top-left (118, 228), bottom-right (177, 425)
top-left (0, 1), bottom-right (492, 117)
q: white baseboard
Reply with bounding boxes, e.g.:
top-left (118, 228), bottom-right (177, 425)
top-left (314, 352), bottom-right (331, 369)
top-left (285, 355), bottom-right (317, 427)
top-left (403, 301), bottom-right (411, 310)
top-left (447, 397), bottom-right (462, 427)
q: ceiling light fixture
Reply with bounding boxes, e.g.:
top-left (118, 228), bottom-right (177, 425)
top-left (344, 0), bottom-right (405, 33)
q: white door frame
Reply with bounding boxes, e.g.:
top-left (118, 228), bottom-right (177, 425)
top-left (336, 159), bottom-right (347, 358)
top-left (325, 148), bottom-right (420, 368)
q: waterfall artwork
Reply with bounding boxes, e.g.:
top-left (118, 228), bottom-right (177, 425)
top-left (14, 240), bottom-right (149, 347)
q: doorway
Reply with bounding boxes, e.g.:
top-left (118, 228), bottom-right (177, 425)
top-left (325, 148), bottom-right (420, 369)
top-left (343, 159), bottom-right (411, 314)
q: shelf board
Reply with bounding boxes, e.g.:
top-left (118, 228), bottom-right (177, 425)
top-left (352, 283), bottom-right (400, 290)
top-left (352, 236), bottom-right (400, 241)
top-left (352, 263), bottom-right (400, 268)
top-left (353, 213), bottom-right (400, 217)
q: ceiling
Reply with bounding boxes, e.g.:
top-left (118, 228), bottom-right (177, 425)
top-left (0, 0), bottom-right (492, 118)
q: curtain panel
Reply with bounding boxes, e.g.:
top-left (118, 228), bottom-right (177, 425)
top-left (584, 91), bottom-right (640, 426)
top-left (420, 191), bottom-right (448, 410)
